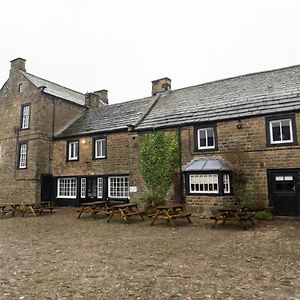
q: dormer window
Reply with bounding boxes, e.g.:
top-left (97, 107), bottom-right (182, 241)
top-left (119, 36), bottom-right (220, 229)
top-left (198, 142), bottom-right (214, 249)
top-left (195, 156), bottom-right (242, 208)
top-left (21, 104), bottom-right (30, 129)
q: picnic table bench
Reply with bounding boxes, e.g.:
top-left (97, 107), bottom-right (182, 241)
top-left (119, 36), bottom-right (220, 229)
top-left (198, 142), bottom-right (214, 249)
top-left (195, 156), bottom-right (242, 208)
top-left (77, 200), bottom-right (109, 219)
top-left (0, 203), bottom-right (21, 217)
top-left (107, 203), bottom-right (145, 223)
top-left (150, 204), bottom-right (192, 226)
top-left (211, 206), bottom-right (255, 229)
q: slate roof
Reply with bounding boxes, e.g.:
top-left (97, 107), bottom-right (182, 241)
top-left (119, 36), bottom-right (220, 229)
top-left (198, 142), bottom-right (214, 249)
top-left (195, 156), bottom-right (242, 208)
top-left (56, 96), bottom-right (157, 138)
top-left (21, 71), bottom-right (86, 106)
top-left (182, 157), bottom-right (234, 172)
top-left (135, 65), bottom-right (300, 130)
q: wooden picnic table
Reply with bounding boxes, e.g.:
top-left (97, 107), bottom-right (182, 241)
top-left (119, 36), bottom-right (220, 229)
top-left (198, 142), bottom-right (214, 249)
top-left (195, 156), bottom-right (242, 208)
top-left (0, 203), bottom-right (21, 217)
top-left (21, 203), bottom-right (39, 217)
top-left (77, 200), bottom-right (109, 219)
top-left (150, 204), bottom-right (192, 226)
top-left (106, 203), bottom-right (145, 223)
top-left (210, 206), bottom-right (255, 229)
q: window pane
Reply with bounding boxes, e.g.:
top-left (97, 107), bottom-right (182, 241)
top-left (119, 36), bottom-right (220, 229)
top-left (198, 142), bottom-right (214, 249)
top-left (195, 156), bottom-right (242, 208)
top-left (271, 121), bottom-right (281, 142)
top-left (207, 128), bottom-right (215, 147)
top-left (189, 174), bottom-right (218, 194)
top-left (198, 127), bottom-right (215, 149)
top-left (199, 130), bottom-right (206, 147)
top-left (281, 120), bottom-right (291, 141)
top-left (19, 143), bottom-right (27, 168)
top-left (97, 178), bottom-right (103, 198)
top-left (109, 177), bottom-right (129, 198)
top-left (81, 178), bottom-right (86, 198)
top-left (22, 105), bottom-right (30, 129)
top-left (58, 178), bottom-right (77, 198)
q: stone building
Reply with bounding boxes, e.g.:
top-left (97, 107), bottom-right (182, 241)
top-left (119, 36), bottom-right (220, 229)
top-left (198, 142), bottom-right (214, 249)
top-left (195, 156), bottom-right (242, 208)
top-left (1, 58), bottom-right (300, 216)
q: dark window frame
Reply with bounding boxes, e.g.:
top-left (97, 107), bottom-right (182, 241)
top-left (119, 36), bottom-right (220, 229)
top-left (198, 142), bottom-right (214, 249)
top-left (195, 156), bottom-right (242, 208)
top-left (265, 114), bottom-right (297, 147)
top-left (66, 139), bottom-right (79, 162)
top-left (194, 123), bottom-right (218, 152)
top-left (92, 136), bottom-right (107, 160)
top-left (17, 141), bottom-right (28, 170)
top-left (20, 103), bottom-right (31, 130)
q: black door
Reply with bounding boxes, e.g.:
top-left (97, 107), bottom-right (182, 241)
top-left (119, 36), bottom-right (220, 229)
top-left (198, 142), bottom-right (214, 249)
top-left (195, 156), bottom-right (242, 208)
top-left (86, 177), bottom-right (98, 202)
top-left (268, 170), bottom-right (299, 216)
top-left (41, 175), bottom-right (53, 202)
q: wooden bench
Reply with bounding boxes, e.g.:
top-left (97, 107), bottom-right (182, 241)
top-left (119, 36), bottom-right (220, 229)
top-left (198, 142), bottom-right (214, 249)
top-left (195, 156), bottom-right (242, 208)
top-left (211, 207), bottom-right (255, 229)
top-left (150, 205), bottom-right (192, 226)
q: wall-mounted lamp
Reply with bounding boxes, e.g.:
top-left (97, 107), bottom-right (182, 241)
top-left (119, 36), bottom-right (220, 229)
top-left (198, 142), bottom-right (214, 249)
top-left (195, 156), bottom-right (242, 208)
top-left (236, 120), bottom-right (243, 129)
top-left (81, 139), bottom-right (87, 144)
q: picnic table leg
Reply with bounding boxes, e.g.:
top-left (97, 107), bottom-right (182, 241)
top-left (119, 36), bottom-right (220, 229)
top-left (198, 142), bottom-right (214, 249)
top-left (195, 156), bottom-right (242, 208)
top-left (119, 208), bottom-right (128, 222)
top-left (150, 210), bottom-right (160, 226)
top-left (77, 207), bottom-right (85, 219)
top-left (106, 210), bottom-right (115, 223)
top-left (29, 205), bottom-right (37, 217)
top-left (165, 211), bottom-right (176, 226)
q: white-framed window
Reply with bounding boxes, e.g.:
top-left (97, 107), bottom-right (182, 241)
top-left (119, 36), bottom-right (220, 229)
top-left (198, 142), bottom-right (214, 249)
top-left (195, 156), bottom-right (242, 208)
top-left (18, 143), bottom-right (28, 169)
top-left (81, 178), bottom-right (86, 198)
top-left (94, 138), bottom-right (106, 159)
top-left (57, 178), bottom-right (77, 198)
top-left (68, 141), bottom-right (79, 161)
top-left (197, 127), bottom-right (215, 150)
top-left (21, 104), bottom-right (30, 129)
top-left (189, 174), bottom-right (219, 194)
top-left (223, 174), bottom-right (230, 194)
top-left (108, 176), bottom-right (129, 198)
top-left (269, 119), bottom-right (293, 144)
top-left (97, 177), bottom-right (103, 198)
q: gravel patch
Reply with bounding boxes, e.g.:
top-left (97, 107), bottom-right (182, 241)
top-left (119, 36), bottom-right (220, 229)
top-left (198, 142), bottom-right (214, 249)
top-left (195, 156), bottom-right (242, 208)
top-left (1, 208), bottom-right (300, 299)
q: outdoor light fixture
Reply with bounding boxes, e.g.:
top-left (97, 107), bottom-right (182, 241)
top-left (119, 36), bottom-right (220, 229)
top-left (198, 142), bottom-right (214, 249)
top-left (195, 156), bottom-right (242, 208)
top-left (236, 120), bottom-right (243, 129)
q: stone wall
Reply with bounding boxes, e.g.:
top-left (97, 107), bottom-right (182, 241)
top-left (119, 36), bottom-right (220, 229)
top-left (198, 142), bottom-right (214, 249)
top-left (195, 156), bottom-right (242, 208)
top-left (0, 69), bottom-right (85, 204)
top-left (52, 132), bottom-right (130, 177)
top-left (129, 113), bottom-right (300, 216)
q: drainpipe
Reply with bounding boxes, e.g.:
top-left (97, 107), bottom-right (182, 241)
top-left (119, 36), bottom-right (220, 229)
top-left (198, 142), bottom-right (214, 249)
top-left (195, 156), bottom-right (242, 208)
top-left (178, 126), bottom-right (184, 203)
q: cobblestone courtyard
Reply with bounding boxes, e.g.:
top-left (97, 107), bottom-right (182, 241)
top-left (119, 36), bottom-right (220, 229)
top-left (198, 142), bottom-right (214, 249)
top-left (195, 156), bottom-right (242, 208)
top-left (0, 208), bottom-right (300, 300)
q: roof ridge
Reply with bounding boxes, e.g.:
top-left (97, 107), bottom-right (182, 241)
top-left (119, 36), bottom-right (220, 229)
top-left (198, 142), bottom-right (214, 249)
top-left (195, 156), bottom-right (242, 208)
top-left (21, 71), bottom-right (85, 96)
top-left (171, 64), bottom-right (300, 94)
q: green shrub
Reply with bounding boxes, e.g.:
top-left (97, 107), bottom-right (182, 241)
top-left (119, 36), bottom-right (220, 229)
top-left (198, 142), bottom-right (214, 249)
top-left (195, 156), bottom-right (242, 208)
top-left (255, 210), bottom-right (272, 220)
top-left (240, 193), bottom-right (255, 210)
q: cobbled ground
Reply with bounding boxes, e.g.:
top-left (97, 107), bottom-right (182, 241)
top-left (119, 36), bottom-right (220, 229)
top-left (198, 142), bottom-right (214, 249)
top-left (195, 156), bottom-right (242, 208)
top-left (0, 208), bottom-right (300, 300)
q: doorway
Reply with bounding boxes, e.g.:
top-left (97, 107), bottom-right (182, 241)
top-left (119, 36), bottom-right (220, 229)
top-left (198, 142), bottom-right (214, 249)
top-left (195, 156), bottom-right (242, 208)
top-left (268, 169), bottom-right (299, 216)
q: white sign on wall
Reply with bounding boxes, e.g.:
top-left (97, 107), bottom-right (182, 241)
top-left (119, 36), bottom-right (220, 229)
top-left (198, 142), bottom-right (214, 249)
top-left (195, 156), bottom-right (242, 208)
top-left (129, 186), bottom-right (138, 193)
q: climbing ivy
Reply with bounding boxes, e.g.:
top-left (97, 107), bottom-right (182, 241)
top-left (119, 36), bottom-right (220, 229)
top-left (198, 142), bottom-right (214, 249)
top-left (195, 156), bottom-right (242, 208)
top-left (139, 131), bottom-right (180, 207)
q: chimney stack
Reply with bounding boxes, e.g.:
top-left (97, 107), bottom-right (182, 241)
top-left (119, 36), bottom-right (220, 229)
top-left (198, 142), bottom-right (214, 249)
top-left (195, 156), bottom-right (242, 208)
top-left (10, 58), bottom-right (26, 74)
top-left (85, 90), bottom-right (108, 108)
top-left (94, 89), bottom-right (108, 105)
top-left (151, 77), bottom-right (171, 96)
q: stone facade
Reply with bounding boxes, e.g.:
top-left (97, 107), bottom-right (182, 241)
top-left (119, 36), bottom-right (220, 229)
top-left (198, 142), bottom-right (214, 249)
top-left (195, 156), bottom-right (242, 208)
top-left (1, 58), bottom-right (300, 217)
top-left (0, 59), bottom-right (86, 204)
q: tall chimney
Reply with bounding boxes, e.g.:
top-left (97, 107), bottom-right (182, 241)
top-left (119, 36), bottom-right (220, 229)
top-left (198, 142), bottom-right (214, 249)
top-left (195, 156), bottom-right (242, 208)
top-left (10, 58), bottom-right (26, 74)
top-left (151, 77), bottom-right (171, 96)
top-left (94, 89), bottom-right (108, 105)
top-left (85, 90), bottom-right (108, 108)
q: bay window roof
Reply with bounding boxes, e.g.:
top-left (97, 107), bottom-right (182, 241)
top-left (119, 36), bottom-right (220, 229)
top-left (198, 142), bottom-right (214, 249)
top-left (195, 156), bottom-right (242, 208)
top-left (182, 157), bottom-right (233, 172)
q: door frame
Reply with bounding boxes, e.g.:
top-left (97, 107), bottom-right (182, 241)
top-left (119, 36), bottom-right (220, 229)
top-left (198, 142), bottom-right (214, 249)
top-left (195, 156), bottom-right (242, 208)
top-left (267, 168), bottom-right (300, 216)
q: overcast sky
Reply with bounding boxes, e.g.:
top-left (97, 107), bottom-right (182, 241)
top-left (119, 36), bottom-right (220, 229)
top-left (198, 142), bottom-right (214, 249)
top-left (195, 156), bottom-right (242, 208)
top-left (1, 0), bottom-right (300, 104)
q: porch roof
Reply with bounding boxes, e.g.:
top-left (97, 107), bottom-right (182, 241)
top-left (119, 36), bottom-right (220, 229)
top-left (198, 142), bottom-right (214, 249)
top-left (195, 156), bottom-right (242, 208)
top-left (182, 157), bottom-right (234, 172)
